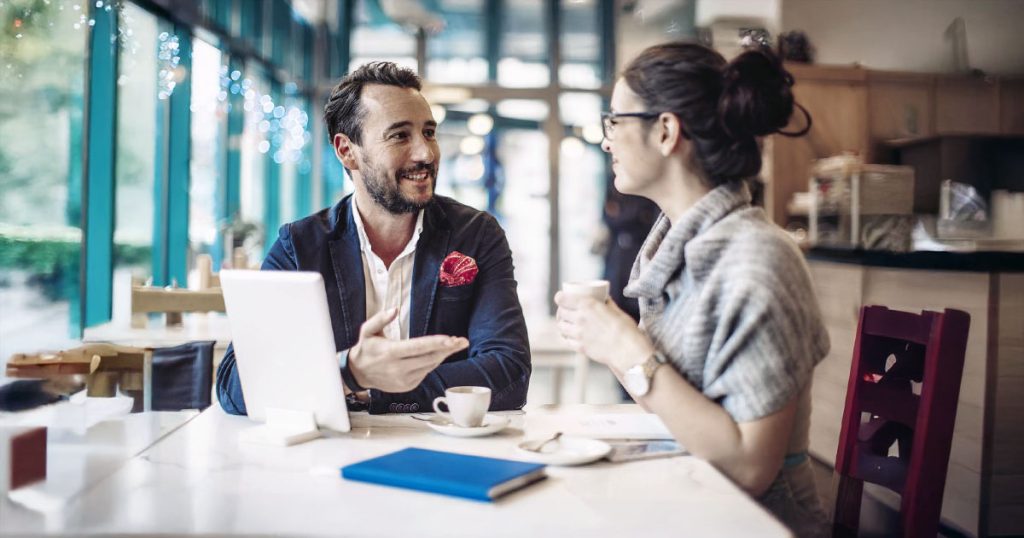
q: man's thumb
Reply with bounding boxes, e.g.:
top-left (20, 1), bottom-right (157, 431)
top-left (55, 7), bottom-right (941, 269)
top-left (359, 307), bottom-right (399, 338)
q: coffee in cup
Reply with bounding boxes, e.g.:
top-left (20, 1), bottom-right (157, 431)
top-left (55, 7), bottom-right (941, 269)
top-left (432, 386), bottom-right (491, 427)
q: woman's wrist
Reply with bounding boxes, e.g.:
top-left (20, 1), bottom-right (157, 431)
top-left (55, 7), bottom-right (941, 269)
top-left (615, 332), bottom-right (656, 375)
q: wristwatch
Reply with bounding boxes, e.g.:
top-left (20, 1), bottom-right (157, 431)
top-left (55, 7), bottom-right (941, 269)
top-left (624, 350), bottom-right (669, 396)
top-left (337, 348), bottom-right (366, 393)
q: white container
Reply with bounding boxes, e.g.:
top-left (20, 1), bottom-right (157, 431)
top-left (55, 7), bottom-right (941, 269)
top-left (992, 190), bottom-right (1024, 240)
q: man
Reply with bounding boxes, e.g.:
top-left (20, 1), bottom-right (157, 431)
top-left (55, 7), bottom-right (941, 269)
top-left (216, 62), bottom-right (531, 415)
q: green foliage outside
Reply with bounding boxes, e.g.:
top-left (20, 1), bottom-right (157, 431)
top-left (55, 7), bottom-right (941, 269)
top-left (0, 230), bottom-right (150, 275)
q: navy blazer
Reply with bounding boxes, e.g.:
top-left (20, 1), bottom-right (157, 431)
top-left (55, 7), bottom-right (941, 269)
top-left (216, 194), bottom-right (531, 415)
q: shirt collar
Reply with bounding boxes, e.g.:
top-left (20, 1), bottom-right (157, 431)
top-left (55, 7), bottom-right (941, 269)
top-left (350, 194), bottom-right (425, 258)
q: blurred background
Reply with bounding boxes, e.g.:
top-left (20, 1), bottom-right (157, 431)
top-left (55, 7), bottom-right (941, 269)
top-left (3, 3), bottom-right (1024, 535)
top-left (2, 0), bottom-right (1023, 379)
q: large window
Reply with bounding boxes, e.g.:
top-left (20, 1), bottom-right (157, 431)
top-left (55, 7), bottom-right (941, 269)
top-left (3, 0), bottom-right (325, 352)
top-left (113, 1), bottom-right (163, 322)
top-left (278, 92), bottom-right (313, 225)
top-left (0, 0), bottom-right (88, 363)
top-left (426, 0), bottom-right (487, 84)
top-left (499, 0), bottom-right (549, 88)
top-left (560, 0), bottom-right (602, 89)
top-left (350, 0), bottom-right (416, 71)
top-left (238, 67), bottom-right (269, 265)
top-left (498, 129), bottom-right (551, 321)
top-left (188, 37), bottom-right (226, 270)
top-left (558, 92), bottom-right (605, 284)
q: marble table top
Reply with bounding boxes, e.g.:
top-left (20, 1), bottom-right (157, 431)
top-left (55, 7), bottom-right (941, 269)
top-left (2, 404), bottom-right (791, 536)
top-left (0, 407), bottom-right (198, 533)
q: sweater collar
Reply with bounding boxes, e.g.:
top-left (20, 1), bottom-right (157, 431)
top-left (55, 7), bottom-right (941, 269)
top-left (625, 180), bottom-right (752, 299)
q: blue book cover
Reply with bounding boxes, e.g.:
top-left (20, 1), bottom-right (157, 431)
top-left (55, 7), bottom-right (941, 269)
top-left (341, 447), bottom-right (547, 502)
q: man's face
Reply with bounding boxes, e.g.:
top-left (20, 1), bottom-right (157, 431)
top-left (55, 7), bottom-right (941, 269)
top-left (349, 84), bottom-right (441, 214)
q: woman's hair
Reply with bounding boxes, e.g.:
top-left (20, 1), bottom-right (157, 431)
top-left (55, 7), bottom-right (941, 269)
top-left (621, 42), bottom-right (809, 186)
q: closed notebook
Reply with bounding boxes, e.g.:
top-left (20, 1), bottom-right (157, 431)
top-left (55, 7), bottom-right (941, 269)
top-left (341, 447), bottom-right (547, 502)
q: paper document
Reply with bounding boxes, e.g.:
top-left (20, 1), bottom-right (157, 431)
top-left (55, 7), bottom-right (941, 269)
top-left (526, 413), bottom-right (673, 440)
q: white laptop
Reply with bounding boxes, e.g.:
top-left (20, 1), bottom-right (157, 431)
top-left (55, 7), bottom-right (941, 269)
top-left (220, 270), bottom-right (350, 444)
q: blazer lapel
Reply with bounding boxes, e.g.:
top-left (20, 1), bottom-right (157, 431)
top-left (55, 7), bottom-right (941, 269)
top-left (328, 198), bottom-right (366, 345)
top-left (410, 203), bottom-right (450, 338)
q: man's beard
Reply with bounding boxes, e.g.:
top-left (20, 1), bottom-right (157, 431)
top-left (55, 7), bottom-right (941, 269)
top-left (360, 158), bottom-right (436, 215)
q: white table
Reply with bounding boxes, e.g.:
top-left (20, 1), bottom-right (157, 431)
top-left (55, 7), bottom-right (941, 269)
top-left (0, 407), bottom-right (197, 532)
top-left (83, 314), bottom-right (232, 352)
top-left (3, 404), bottom-right (791, 536)
top-left (83, 314), bottom-right (232, 370)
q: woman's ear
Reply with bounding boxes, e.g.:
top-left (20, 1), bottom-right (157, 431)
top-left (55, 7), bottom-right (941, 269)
top-left (656, 112), bottom-right (684, 157)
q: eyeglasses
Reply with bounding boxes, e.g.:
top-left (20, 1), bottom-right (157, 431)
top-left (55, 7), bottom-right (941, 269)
top-left (600, 111), bottom-right (662, 141)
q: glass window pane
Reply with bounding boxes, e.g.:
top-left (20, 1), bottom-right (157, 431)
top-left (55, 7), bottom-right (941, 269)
top-left (559, 91), bottom-right (603, 131)
top-left (498, 0), bottom-right (548, 88)
top-left (426, 0), bottom-right (487, 84)
top-left (559, 139), bottom-right (605, 284)
top-left (188, 38), bottom-right (226, 270)
top-left (560, 0), bottom-right (602, 89)
top-left (435, 117), bottom-right (488, 211)
top-left (239, 67), bottom-right (269, 263)
top-left (496, 129), bottom-right (549, 321)
top-left (279, 93), bottom-right (312, 224)
top-left (496, 99), bottom-right (549, 122)
top-left (558, 91), bottom-right (605, 292)
top-left (114, 3), bottom-right (160, 294)
top-left (351, 0), bottom-right (417, 70)
top-left (0, 0), bottom-right (87, 363)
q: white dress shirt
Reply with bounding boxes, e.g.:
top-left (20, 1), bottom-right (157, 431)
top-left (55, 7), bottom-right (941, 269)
top-left (351, 195), bottom-right (424, 340)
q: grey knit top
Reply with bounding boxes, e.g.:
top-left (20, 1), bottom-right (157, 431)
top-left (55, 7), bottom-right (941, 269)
top-left (624, 180), bottom-right (829, 443)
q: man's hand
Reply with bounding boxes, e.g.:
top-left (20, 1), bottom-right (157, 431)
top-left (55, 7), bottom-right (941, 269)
top-left (348, 307), bottom-right (469, 393)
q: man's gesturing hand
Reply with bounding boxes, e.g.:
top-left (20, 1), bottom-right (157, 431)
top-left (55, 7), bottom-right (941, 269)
top-left (348, 307), bottom-right (469, 393)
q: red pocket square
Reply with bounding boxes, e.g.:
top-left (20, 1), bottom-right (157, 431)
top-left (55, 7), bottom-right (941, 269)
top-left (439, 251), bottom-right (478, 287)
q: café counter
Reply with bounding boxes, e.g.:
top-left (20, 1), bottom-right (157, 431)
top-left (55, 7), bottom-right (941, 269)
top-left (803, 247), bottom-right (1023, 537)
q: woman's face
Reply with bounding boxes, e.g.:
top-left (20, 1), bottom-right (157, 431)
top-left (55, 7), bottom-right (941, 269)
top-left (601, 79), bottom-right (665, 196)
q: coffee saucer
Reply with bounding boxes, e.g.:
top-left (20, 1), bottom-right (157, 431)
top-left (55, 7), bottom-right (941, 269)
top-left (424, 414), bottom-right (511, 438)
top-left (514, 436), bottom-right (611, 466)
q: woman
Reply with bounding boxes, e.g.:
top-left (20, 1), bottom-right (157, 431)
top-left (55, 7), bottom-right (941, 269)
top-left (555, 42), bottom-right (830, 536)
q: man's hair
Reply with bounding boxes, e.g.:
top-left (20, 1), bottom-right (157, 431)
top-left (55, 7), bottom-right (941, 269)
top-left (323, 61), bottom-right (422, 146)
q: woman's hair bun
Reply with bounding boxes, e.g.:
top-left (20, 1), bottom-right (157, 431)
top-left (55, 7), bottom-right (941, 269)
top-left (718, 49), bottom-right (795, 139)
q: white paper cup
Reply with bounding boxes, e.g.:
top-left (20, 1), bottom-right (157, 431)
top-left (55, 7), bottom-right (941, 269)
top-left (561, 280), bottom-right (610, 302)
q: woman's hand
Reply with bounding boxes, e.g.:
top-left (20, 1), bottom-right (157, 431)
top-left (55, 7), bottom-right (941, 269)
top-left (554, 292), bottom-right (655, 374)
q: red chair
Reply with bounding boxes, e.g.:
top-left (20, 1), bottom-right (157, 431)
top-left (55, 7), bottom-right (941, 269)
top-left (833, 305), bottom-right (971, 538)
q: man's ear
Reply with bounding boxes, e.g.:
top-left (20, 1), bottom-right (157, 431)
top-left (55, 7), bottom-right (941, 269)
top-left (656, 112), bottom-right (684, 157)
top-left (333, 133), bottom-right (360, 170)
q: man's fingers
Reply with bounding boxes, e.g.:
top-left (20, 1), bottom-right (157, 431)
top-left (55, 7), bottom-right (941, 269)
top-left (359, 307), bottom-right (399, 338)
top-left (389, 335), bottom-right (468, 358)
top-left (401, 344), bottom-right (465, 370)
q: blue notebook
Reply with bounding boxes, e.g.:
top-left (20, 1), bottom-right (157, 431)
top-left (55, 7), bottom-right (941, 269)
top-left (341, 447), bottom-right (547, 502)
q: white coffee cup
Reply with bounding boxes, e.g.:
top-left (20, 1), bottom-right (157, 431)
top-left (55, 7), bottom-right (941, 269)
top-left (561, 279), bottom-right (611, 302)
top-left (432, 386), bottom-right (491, 427)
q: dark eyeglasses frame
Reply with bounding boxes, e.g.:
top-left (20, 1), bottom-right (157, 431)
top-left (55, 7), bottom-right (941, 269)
top-left (600, 111), bottom-right (663, 141)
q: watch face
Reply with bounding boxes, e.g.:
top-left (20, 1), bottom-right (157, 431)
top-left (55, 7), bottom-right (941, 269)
top-left (625, 366), bottom-right (649, 396)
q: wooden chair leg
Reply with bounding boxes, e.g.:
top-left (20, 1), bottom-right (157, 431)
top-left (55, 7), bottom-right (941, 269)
top-left (833, 474), bottom-right (864, 538)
